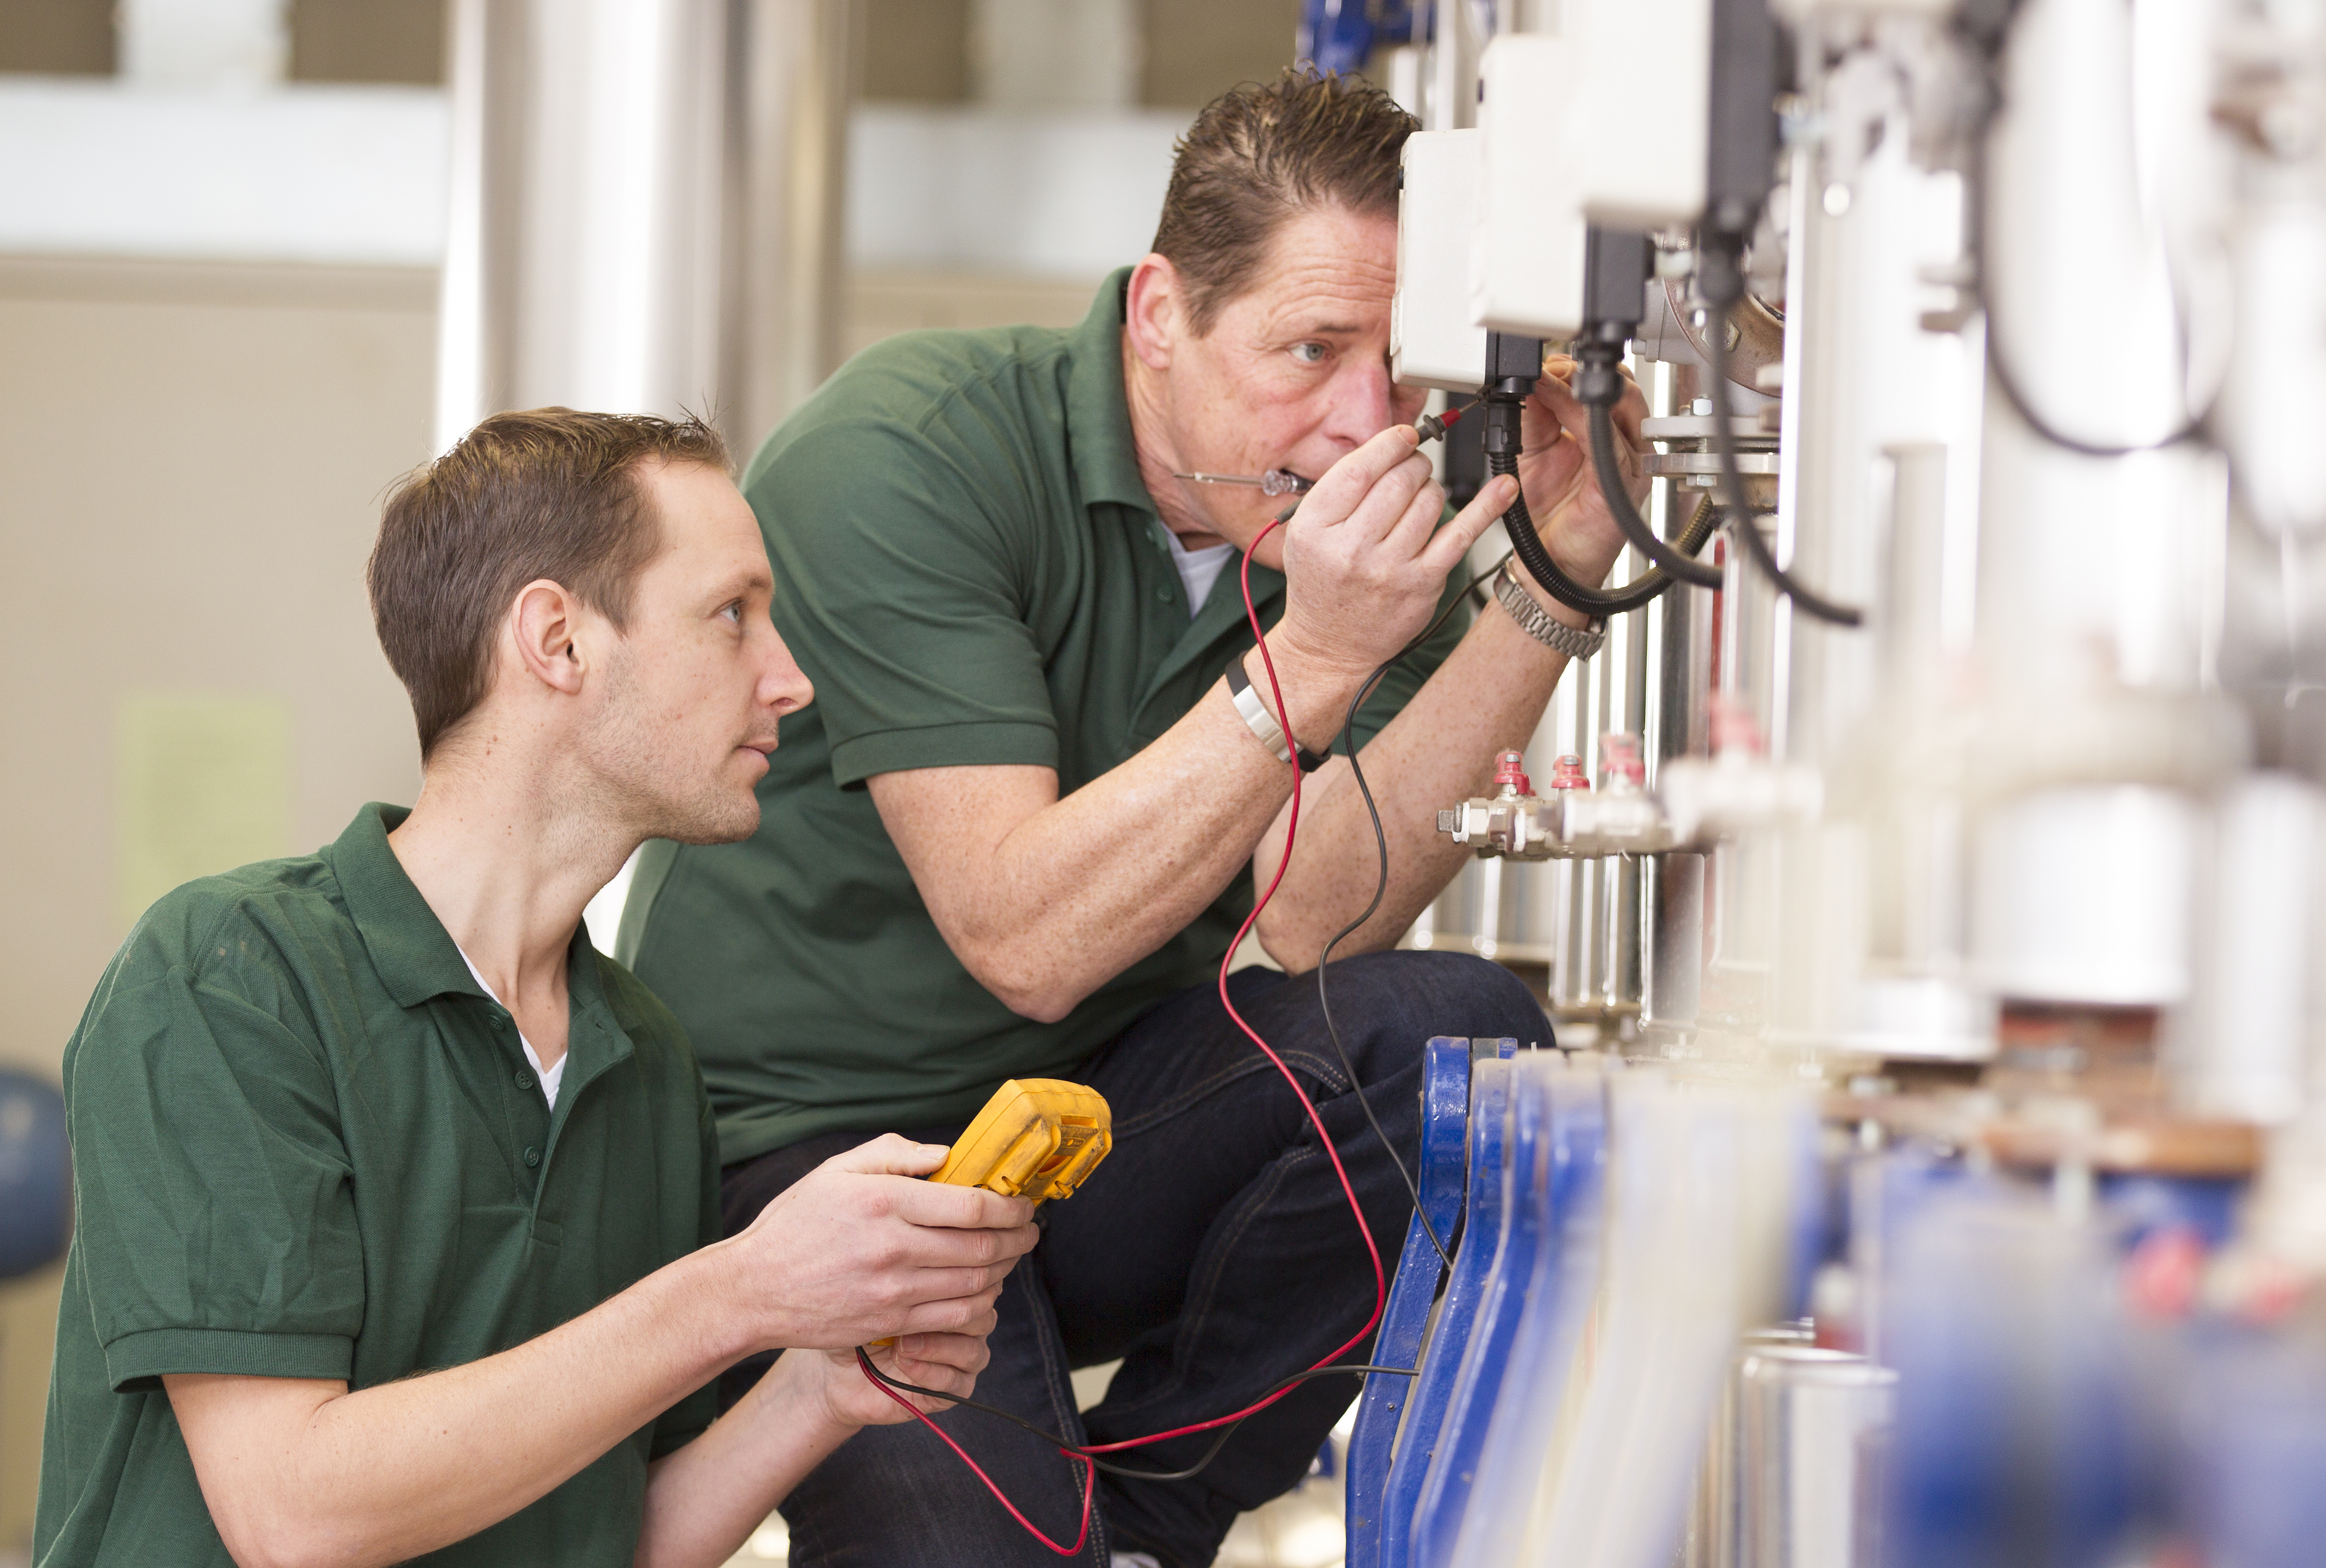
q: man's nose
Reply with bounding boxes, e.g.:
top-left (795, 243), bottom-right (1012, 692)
top-left (1319, 354), bottom-right (1400, 448)
top-left (760, 629), bottom-right (815, 715)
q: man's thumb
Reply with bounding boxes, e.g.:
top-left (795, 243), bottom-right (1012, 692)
top-left (825, 1131), bottom-right (950, 1178)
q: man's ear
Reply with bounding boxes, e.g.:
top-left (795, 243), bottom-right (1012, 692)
top-left (507, 579), bottom-right (589, 697)
top-left (1123, 252), bottom-right (1188, 373)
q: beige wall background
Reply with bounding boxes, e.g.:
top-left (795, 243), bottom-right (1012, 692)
top-left (0, 256), bottom-right (439, 1547)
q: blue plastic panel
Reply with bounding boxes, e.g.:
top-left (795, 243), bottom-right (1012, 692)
top-left (1378, 1058), bottom-right (1516, 1568)
top-left (1345, 1036), bottom-right (1473, 1568)
top-left (1423, 1058), bottom-right (1608, 1568)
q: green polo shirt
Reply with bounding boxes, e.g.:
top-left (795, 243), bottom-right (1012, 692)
top-left (36, 804), bottom-right (720, 1568)
top-left (619, 270), bottom-right (1468, 1164)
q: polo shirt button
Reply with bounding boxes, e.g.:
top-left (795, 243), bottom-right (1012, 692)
top-left (514, 1069), bottom-right (533, 1089)
top-left (523, 1146), bottom-right (541, 1168)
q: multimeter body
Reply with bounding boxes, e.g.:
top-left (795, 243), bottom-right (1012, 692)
top-left (932, 1078), bottom-right (1112, 1202)
top-left (866, 1080), bottom-right (1110, 1349)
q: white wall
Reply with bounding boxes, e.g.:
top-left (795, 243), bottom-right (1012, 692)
top-left (0, 75), bottom-right (1178, 279)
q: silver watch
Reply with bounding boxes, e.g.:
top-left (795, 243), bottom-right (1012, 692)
top-left (1493, 565), bottom-right (1607, 660)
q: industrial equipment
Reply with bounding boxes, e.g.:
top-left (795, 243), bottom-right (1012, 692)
top-left (1330, 0), bottom-right (2326, 1563)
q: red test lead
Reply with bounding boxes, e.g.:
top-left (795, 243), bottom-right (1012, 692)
top-left (860, 515), bottom-right (1397, 1556)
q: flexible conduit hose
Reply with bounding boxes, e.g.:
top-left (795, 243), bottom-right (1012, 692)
top-left (1699, 299), bottom-right (1863, 627)
top-left (1482, 396), bottom-right (1719, 618)
top-left (1587, 400), bottom-right (1724, 588)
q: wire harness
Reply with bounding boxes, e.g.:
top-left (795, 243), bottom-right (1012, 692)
top-left (1480, 345), bottom-right (1709, 619)
top-left (855, 515), bottom-right (1410, 1554)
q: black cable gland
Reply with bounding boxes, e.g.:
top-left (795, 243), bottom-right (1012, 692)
top-left (1573, 334), bottom-right (1626, 409)
top-left (1480, 393), bottom-right (1526, 461)
top-left (1696, 239), bottom-right (1747, 312)
top-left (1581, 228), bottom-right (1652, 334)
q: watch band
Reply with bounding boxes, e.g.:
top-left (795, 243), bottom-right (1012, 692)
top-left (1494, 564), bottom-right (1608, 661)
top-left (1225, 659), bottom-right (1330, 773)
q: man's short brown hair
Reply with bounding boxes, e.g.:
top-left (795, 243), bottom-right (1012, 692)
top-left (1150, 68), bottom-right (1416, 335)
top-left (368, 407), bottom-right (729, 759)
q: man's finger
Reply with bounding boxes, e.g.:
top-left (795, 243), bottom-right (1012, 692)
top-left (1533, 371), bottom-right (1593, 443)
top-left (822, 1132), bottom-right (949, 1179)
top-left (1326, 450), bottom-right (1437, 556)
top-left (894, 1315), bottom-right (999, 1361)
top-left (873, 1219), bottom-right (1039, 1273)
top-left (893, 1329), bottom-right (995, 1374)
top-left (890, 1180), bottom-right (1039, 1232)
top-left (901, 1256), bottom-right (1029, 1301)
top-left (1300, 424), bottom-right (1425, 525)
top-left (1421, 474), bottom-right (1519, 579)
top-left (1383, 475), bottom-right (1449, 559)
top-left (893, 1283), bottom-right (1008, 1336)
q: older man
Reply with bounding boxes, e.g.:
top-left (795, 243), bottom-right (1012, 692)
top-left (621, 72), bottom-right (1642, 1567)
top-left (36, 411), bottom-right (1037, 1568)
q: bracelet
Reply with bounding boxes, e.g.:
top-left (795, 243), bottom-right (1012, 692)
top-left (1493, 565), bottom-right (1608, 660)
top-left (1225, 659), bottom-right (1330, 773)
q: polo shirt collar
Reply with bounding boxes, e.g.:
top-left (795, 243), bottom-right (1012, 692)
top-left (1065, 270), bottom-right (1289, 628)
top-left (328, 802), bottom-right (611, 1020)
top-left (1065, 268), bottom-right (1159, 515)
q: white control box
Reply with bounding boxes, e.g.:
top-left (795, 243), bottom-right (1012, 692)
top-left (1474, 1), bottom-right (1714, 339)
top-left (1392, 129), bottom-right (1489, 393)
top-left (1475, 34), bottom-right (1589, 339)
top-left (1571, 0), bottom-right (1710, 231)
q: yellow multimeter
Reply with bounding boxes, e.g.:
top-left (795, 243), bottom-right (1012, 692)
top-left (931, 1078), bottom-right (1112, 1203)
top-left (865, 1080), bottom-right (1112, 1350)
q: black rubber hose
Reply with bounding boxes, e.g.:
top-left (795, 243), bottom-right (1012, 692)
top-left (1485, 392), bottom-right (1700, 618)
top-left (1587, 401), bottom-right (1723, 587)
top-left (1701, 300), bottom-right (1864, 627)
top-left (1485, 448), bottom-right (1670, 617)
top-left (1488, 449), bottom-right (1723, 614)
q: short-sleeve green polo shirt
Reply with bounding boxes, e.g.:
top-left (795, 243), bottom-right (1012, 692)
top-left (36, 804), bottom-right (720, 1568)
top-left (619, 270), bottom-right (1469, 1165)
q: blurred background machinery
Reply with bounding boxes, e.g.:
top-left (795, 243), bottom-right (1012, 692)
top-left (1349, 0), bottom-right (2326, 1565)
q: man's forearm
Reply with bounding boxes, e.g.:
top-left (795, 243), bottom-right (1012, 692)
top-left (171, 1246), bottom-right (754, 1568)
top-left (1254, 597), bottom-right (1575, 968)
top-left (872, 632), bottom-right (1372, 1022)
top-left (634, 1352), bottom-right (857, 1568)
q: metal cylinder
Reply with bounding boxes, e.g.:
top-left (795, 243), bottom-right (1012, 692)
top-left (435, 0), bottom-right (853, 452)
top-left (1733, 1346), bottom-right (1897, 1568)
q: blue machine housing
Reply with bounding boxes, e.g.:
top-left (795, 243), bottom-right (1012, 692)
top-left (0, 1068), bottom-right (69, 1280)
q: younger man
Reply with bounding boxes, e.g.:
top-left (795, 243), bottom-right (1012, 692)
top-left (36, 410), bottom-right (1038, 1568)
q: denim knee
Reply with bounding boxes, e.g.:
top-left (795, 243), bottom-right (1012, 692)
top-left (1320, 949), bottom-right (1552, 1053)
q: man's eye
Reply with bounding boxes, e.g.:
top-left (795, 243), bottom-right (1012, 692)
top-left (1291, 342), bottom-right (1328, 365)
top-left (721, 601), bottom-right (744, 624)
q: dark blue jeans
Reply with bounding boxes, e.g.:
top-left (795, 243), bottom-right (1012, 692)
top-left (718, 949), bottom-right (1549, 1568)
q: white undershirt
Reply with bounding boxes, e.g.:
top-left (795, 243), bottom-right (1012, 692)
top-left (1162, 525), bottom-right (1237, 618)
top-left (456, 947), bottom-right (565, 1108)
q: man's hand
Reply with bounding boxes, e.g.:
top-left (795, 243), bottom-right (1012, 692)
top-left (633, 1319), bottom-right (1004, 1568)
top-left (1513, 354), bottom-right (1652, 600)
top-left (1271, 424), bottom-right (1520, 685)
top-left (807, 1322), bottom-right (997, 1429)
top-left (720, 1134), bottom-right (1039, 1351)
